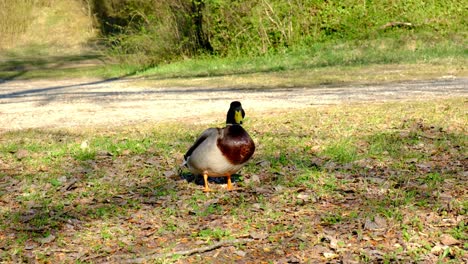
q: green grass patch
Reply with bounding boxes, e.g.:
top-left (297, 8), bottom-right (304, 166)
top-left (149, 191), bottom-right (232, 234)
top-left (322, 138), bottom-right (359, 164)
top-left (138, 36), bottom-right (467, 80)
top-left (1, 35), bottom-right (466, 82)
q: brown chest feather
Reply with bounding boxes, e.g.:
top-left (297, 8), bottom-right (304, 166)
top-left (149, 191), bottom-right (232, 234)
top-left (217, 125), bottom-right (255, 165)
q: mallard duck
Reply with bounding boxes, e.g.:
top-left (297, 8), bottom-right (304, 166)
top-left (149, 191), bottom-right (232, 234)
top-left (183, 101), bottom-right (255, 192)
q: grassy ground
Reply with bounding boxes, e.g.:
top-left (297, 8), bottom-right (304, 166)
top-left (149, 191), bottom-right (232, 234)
top-left (132, 63), bottom-right (467, 90)
top-left (1, 40), bottom-right (466, 87)
top-left (1, 28), bottom-right (466, 87)
top-left (0, 98), bottom-right (466, 263)
top-left (0, 0), bottom-right (94, 51)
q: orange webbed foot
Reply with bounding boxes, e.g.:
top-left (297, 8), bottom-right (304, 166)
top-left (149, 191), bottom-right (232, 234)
top-left (226, 174), bottom-right (234, 191)
top-left (203, 173), bottom-right (212, 192)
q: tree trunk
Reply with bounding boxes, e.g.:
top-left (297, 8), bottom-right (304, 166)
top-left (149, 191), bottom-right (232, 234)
top-left (191, 0), bottom-right (213, 53)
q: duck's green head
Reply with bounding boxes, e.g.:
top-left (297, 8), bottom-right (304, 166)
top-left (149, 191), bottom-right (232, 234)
top-left (226, 101), bottom-right (245, 125)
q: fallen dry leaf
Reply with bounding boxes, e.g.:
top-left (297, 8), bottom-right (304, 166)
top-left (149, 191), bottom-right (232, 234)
top-left (15, 149), bottom-right (29, 160)
top-left (38, 234), bottom-right (56, 244)
top-left (234, 250), bottom-right (247, 257)
top-left (256, 160), bottom-right (271, 168)
top-left (249, 174), bottom-right (261, 183)
top-left (431, 245), bottom-right (447, 254)
top-left (364, 215), bottom-right (387, 230)
top-left (80, 140), bottom-right (89, 150)
top-left (164, 170), bottom-right (177, 178)
top-left (296, 193), bottom-right (309, 200)
top-left (310, 245), bottom-right (328, 255)
top-left (323, 252), bottom-right (339, 259)
top-left (250, 231), bottom-right (269, 240)
top-left (322, 235), bottom-right (339, 249)
top-left (439, 234), bottom-right (460, 246)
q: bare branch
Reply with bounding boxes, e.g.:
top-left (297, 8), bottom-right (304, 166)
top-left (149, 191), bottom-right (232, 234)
top-left (117, 238), bottom-right (254, 263)
top-left (380, 22), bottom-right (414, 30)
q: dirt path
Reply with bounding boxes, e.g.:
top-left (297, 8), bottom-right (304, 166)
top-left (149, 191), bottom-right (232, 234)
top-left (0, 77), bottom-right (466, 131)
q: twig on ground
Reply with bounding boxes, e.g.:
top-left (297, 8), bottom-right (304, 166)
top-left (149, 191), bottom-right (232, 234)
top-left (380, 22), bottom-right (414, 30)
top-left (10, 225), bottom-right (49, 232)
top-left (118, 238), bottom-right (254, 263)
top-left (61, 178), bottom-right (78, 191)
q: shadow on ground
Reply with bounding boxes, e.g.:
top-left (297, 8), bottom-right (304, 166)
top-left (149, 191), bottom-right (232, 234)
top-left (0, 52), bottom-right (106, 81)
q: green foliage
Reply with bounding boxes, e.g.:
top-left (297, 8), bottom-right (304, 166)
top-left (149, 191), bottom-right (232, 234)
top-left (85, 0), bottom-right (466, 66)
top-left (450, 221), bottom-right (467, 241)
top-left (91, 0), bottom-right (211, 66)
top-left (321, 213), bottom-right (343, 225)
top-left (72, 149), bottom-right (96, 161)
top-left (195, 228), bottom-right (231, 240)
top-left (322, 139), bottom-right (358, 164)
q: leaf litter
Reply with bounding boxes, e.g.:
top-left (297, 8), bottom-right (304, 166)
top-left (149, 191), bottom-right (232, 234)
top-left (0, 99), bottom-right (467, 263)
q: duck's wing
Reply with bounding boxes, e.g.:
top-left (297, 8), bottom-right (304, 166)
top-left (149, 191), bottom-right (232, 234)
top-left (184, 128), bottom-right (219, 161)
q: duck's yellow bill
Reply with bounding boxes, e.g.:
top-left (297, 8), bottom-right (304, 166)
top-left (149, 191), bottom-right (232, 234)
top-left (234, 110), bottom-right (243, 124)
